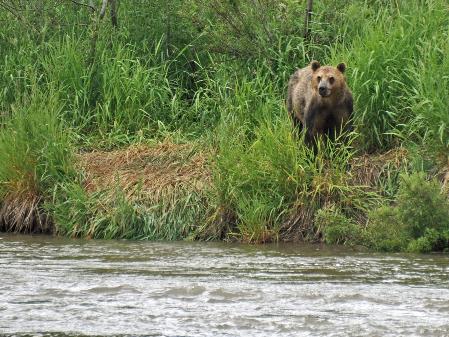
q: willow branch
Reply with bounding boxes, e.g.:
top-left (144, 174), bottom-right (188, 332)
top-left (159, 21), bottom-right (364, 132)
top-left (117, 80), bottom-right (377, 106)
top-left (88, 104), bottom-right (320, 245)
top-left (69, 0), bottom-right (96, 12)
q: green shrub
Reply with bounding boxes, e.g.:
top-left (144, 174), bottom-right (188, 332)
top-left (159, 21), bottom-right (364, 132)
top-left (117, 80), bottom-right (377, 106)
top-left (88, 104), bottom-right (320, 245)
top-left (397, 172), bottom-right (449, 237)
top-left (315, 208), bottom-right (361, 245)
top-left (407, 229), bottom-right (449, 253)
top-left (366, 172), bottom-right (449, 252)
top-left (365, 206), bottom-right (411, 252)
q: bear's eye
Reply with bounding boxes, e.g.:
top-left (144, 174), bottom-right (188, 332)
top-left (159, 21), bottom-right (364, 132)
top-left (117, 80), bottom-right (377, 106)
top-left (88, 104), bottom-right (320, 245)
top-left (329, 77), bottom-right (335, 84)
top-left (317, 76), bottom-right (322, 82)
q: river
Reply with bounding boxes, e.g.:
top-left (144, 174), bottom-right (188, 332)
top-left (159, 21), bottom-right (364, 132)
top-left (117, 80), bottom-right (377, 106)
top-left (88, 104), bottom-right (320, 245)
top-left (0, 234), bottom-right (448, 337)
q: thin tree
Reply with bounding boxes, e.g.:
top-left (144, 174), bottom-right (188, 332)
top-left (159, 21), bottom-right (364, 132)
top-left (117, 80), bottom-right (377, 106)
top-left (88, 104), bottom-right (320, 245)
top-left (87, 0), bottom-right (119, 66)
top-left (304, 0), bottom-right (313, 39)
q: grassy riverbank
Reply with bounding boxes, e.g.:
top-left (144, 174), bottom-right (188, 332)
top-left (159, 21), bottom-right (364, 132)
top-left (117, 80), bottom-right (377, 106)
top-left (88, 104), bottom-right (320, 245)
top-left (1, 0), bottom-right (449, 252)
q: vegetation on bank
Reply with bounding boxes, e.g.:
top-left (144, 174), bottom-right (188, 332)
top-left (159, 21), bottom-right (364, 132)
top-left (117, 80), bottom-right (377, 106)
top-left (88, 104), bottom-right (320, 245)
top-left (0, 0), bottom-right (448, 252)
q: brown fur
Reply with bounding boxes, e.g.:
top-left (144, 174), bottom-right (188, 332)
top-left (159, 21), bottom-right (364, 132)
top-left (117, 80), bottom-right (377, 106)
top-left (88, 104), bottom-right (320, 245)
top-left (287, 60), bottom-right (353, 147)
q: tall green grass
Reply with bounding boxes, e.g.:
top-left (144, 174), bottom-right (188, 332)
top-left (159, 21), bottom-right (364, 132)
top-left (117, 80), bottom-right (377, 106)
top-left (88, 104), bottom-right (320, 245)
top-left (51, 183), bottom-right (209, 240)
top-left (405, 33), bottom-right (449, 160)
top-left (333, 0), bottom-right (449, 151)
top-left (39, 36), bottom-right (199, 146)
top-left (209, 74), bottom-right (380, 242)
top-left (0, 89), bottom-right (74, 232)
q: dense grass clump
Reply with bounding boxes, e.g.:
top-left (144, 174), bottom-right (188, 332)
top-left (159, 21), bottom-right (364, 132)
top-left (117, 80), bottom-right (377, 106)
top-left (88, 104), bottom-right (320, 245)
top-left (0, 0), bottom-right (448, 253)
top-left (210, 101), bottom-right (379, 242)
top-left (51, 183), bottom-right (209, 240)
top-left (337, 0), bottom-right (449, 151)
top-left (50, 142), bottom-right (211, 240)
top-left (0, 89), bottom-right (74, 232)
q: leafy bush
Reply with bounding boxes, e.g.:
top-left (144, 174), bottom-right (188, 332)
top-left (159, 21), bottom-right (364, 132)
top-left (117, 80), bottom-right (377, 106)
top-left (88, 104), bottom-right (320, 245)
top-left (397, 173), bottom-right (449, 237)
top-left (366, 172), bottom-right (449, 252)
top-left (407, 229), bottom-right (449, 253)
top-left (364, 206), bottom-right (411, 252)
top-left (314, 208), bottom-right (361, 245)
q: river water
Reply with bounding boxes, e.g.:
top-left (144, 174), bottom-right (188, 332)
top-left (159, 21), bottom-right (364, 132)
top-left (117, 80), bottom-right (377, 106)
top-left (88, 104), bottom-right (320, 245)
top-left (1, 234), bottom-right (448, 337)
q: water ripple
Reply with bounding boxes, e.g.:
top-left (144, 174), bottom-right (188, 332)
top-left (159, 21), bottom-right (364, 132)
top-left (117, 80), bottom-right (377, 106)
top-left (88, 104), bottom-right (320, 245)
top-left (1, 234), bottom-right (448, 337)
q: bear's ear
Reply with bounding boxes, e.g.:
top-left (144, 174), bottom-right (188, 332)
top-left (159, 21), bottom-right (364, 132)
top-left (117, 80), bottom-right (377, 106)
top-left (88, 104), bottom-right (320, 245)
top-left (310, 60), bottom-right (320, 72)
top-left (337, 63), bottom-right (346, 73)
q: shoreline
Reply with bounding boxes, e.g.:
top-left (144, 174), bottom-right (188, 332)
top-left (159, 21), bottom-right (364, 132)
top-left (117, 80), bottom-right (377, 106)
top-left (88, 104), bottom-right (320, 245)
top-left (0, 141), bottom-right (410, 243)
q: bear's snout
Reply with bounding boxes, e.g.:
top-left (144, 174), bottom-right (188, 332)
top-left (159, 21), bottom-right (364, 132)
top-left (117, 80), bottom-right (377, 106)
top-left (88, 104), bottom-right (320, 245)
top-left (319, 86), bottom-right (329, 97)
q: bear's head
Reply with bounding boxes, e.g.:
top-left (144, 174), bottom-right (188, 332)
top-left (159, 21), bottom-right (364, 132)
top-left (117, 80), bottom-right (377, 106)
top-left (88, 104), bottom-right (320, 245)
top-left (310, 61), bottom-right (346, 98)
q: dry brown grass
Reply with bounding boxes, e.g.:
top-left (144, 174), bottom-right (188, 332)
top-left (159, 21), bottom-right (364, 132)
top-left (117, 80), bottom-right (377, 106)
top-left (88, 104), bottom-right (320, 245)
top-left (0, 192), bottom-right (51, 233)
top-left (1, 141), bottom-right (212, 237)
top-left (77, 141), bottom-right (211, 202)
top-left (280, 202), bottom-right (316, 242)
top-left (350, 148), bottom-right (408, 188)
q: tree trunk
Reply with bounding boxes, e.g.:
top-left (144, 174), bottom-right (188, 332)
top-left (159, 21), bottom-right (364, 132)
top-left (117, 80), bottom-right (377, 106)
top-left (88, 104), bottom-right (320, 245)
top-left (99, 0), bottom-right (108, 19)
top-left (303, 0), bottom-right (313, 39)
top-left (88, 0), bottom-right (109, 67)
top-left (165, 1), bottom-right (172, 57)
top-left (110, 0), bottom-right (118, 28)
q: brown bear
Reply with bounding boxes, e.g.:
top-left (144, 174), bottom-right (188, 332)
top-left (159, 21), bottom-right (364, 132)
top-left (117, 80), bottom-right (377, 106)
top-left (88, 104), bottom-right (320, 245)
top-left (286, 60), bottom-right (353, 147)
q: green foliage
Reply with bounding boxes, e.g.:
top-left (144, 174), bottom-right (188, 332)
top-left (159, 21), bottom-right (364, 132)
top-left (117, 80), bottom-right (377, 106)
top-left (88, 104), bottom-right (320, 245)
top-left (182, 0), bottom-right (308, 66)
top-left (314, 208), bottom-right (361, 245)
top-left (0, 88), bottom-right (75, 232)
top-left (0, 89), bottom-right (74, 199)
top-left (51, 182), bottom-right (209, 240)
top-left (407, 229), bottom-right (449, 253)
top-left (212, 112), bottom-right (304, 242)
top-left (366, 173), bottom-right (449, 252)
top-left (364, 206), bottom-right (410, 252)
top-left (405, 33), bottom-right (449, 159)
top-left (210, 82), bottom-right (379, 242)
top-left (396, 173), bottom-right (449, 237)
top-left (2, 0), bottom-right (448, 153)
top-left (38, 36), bottom-right (213, 146)
top-left (336, 0), bottom-right (449, 151)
